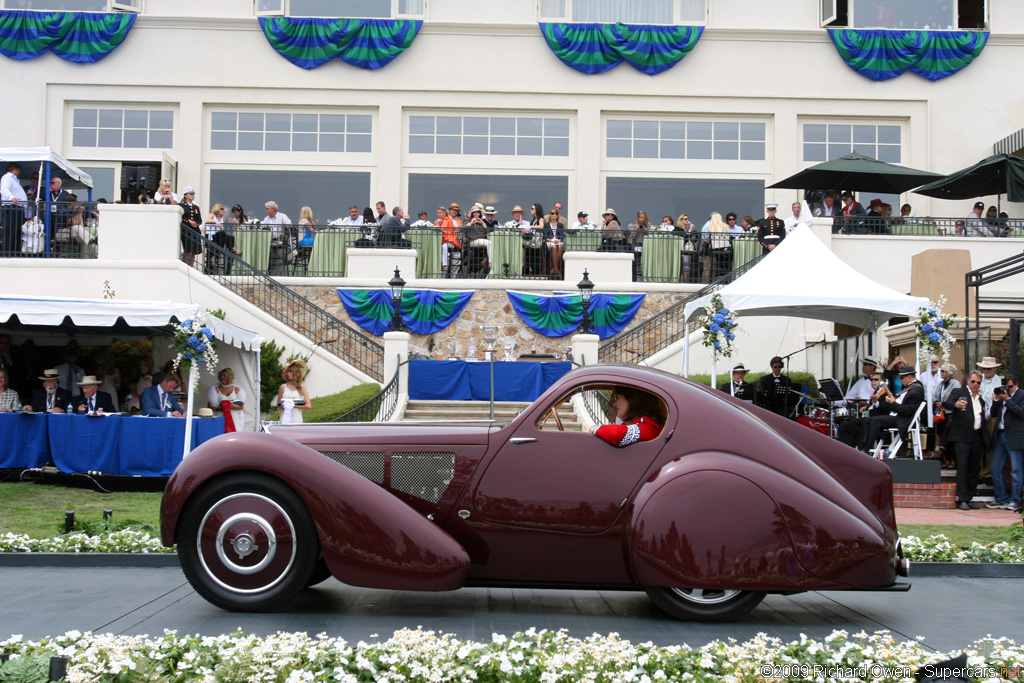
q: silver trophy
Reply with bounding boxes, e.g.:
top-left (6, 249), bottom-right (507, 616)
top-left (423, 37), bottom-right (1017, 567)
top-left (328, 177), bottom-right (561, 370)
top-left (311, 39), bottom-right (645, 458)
top-left (503, 338), bottom-right (516, 362)
top-left (483, 326), bottom-right (498, 361)
top-left (447, 339), bottom-right (458, 360)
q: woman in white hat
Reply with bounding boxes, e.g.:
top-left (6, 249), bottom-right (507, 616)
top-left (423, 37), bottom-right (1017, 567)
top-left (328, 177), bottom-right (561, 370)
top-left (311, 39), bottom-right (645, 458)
top-left (600, 208), bottom-right (624, 250)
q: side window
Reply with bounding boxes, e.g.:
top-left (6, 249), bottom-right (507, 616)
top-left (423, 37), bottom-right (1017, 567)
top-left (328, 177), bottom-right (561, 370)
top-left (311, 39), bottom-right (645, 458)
top-left (534, 384), bottom-right (668, 434)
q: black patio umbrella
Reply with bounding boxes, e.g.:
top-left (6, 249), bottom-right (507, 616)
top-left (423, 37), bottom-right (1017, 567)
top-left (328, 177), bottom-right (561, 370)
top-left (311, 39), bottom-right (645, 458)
top-left (768, 152), bottom-right (944, 194)
top-left (913, 153), bottom-right (1024, 203)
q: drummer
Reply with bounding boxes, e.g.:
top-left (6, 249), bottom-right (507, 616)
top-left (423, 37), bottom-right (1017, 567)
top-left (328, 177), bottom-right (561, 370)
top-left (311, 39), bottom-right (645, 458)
top-left (846, 357), bottom-right (880, 404)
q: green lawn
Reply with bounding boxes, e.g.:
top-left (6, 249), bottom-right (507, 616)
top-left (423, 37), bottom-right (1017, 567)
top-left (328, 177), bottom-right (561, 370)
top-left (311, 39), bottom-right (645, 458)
top-left (0, 483), bottom-right (163, 539)
top-left (1, 481), bottom-right (1022, 548)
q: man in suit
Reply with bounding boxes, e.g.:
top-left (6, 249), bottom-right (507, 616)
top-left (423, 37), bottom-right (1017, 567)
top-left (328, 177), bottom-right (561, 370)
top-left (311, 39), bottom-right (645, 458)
top-left (838, 372), bottom-right (890, 448)
top-left (719, 363), bottom-right (756, 402)
top-left (46, 176), bottom-right (72, 241)
top-left (860, 365), bottom-right (924, 457)
top-left (71, 375), bottom-right (117, 414)
top-left (987, 374), bottom-right (1023, 512)
top-left (141, 373), bottom-right (184, 417)
top-left (27, 369), bottom-right (72, 413)
top-left (943, 370), bottom-right (988, 510)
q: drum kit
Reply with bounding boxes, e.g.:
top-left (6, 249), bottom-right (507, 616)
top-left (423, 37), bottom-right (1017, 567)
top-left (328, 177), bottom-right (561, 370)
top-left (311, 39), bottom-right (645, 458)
top-left (793, 377), bottom-right (858, 438)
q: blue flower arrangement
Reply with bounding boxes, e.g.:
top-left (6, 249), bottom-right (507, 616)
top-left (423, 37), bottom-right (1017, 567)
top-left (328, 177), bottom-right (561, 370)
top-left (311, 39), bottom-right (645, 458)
top-left (915, 296), bottom-right (958, 363)
top-left (698, 293), bottom-right (737, 360)
top-left (171, 312), bottom-right (219, 389)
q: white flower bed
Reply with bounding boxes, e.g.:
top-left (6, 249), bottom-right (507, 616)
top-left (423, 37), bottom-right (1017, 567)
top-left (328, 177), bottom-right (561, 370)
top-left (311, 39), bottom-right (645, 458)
top-left (0, 530), bottom-right (172, 554)
top-left (901, 534), bottom-right (1024, 563)
top-left (1, 628), bottom-right (1022, 683)
top-left (1, 531), bottom-right (1022, 564)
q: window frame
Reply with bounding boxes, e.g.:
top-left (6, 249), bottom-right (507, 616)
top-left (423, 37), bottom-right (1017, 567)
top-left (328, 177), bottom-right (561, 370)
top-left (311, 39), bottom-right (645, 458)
top-left (254, 0), bottom-right (425, 19)
top-left (206, 106), bottom-right (376, 158)
top-left (538, 0), bottom-right (707, 25)
top-left (799, 118), bottom-right (905, 166)
top-left (820, 0), bottom-right (988, 30)
top-left (0, 0), bottom-right (141, 11)
top-left (66, 103), bottom-right (177, 159)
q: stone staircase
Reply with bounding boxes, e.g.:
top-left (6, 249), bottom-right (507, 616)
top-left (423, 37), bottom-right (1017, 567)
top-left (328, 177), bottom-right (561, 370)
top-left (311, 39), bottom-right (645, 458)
top-left (402, 400), bottom-right (581, 428)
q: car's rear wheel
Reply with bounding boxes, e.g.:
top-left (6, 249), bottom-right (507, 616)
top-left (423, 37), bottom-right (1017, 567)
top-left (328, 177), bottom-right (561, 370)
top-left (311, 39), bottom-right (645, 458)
top-left (645, 586), bottom-right (765, 622)
top-left (178, 473), bottom-right (319, 611)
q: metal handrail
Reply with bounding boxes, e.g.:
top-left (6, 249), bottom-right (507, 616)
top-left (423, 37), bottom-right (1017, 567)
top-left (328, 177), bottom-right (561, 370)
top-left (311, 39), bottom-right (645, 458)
top-left (598, 252), bottom-right (768, 364)
top-left (579, 388), bottom-right (610, 426)
top-left (184, 235), bottom-right (384, 381)
top-left (332, 357), bottom-right (411, 422)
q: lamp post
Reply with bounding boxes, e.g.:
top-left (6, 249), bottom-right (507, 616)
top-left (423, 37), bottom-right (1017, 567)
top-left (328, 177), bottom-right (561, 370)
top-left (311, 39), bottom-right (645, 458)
top-left (577, 269), bottom-right (594, 334)
top-left (388, 266), bottom-right (406, 331)
top-left (483, 325), bottom-right (498, 419)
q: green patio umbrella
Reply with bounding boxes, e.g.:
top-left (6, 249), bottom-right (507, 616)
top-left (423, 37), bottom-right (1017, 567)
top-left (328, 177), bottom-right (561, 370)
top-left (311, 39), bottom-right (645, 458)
top-left (913, 153), bottom-right (1024, 203)
top-left (768, 152), bottom-right (943, 194)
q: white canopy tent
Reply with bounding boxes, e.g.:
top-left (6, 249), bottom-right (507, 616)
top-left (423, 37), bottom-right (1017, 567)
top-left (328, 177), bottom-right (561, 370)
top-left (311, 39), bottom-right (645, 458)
top-left (682, 226), bottom-right (930, 407)
top-left (0, 147), bottom-right (94, 191)
top-left (0, 295), bottom-right (262, 445)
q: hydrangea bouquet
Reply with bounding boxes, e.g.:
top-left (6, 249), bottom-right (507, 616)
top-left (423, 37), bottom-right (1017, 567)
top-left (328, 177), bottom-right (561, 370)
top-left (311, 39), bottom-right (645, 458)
top-left (915, 295), bottom-right (958, 363)
top-left (698, 293), bottom-right (737, 360)
top-left (171, 312), bottom-right (219, 389)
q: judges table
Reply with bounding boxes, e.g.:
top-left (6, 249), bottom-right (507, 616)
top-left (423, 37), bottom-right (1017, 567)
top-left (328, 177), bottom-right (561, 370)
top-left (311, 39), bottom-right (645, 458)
top-left (0, 413), bottom-right (224, 477)
top-left (408, 360), bottom-right (572, 402)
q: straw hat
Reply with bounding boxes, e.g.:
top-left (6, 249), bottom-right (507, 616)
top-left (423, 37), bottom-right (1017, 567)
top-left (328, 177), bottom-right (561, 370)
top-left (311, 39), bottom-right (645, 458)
top-left (731, 363), bottom-right (748, 375)
top-left (38, 369), bottom-right (60, 381)
top-left (511, 205), bottom-right (524, 213)
top-left (976, 356), bottom-right (1001, 369)
top-left (197, 407), bottom-right (214, 417)
top-left (77, 375), bottom-right (102, 386)
top-left (282, 359), bottom-right (308, 380)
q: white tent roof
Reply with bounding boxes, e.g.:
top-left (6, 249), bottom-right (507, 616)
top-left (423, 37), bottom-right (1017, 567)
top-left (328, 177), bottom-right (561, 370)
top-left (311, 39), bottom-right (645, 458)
top-left (682, 226), bottom-right (929, 329)
top-left (0, 147), bottom-right (93, 187)
top-left (0, 295), bottom-right (260, 350)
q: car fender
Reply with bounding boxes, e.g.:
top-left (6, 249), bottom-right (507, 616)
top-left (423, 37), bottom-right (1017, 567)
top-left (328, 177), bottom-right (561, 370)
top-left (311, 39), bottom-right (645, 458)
top-left (162, 433), bottom-right (470, 591)
top-left (628, 453), bottom-right (896, 591)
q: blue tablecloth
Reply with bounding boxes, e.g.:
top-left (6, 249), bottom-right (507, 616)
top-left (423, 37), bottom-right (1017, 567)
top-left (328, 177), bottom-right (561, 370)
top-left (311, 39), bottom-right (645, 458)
top-left (408, 360), bottom-right (572, 401)
top-left (46, 415), bottom-right (225, 477)
top-left (0, 413), bottom-right (51, 468)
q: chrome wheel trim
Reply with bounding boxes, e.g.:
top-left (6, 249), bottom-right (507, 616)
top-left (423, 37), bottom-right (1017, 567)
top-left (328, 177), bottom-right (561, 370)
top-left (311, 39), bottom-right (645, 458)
top-left (196, 493), bottom-right (296, 594)
top-left (214, 512), bottom-right (278, 575)
top-left (669, 587), bottom-right (742, 605)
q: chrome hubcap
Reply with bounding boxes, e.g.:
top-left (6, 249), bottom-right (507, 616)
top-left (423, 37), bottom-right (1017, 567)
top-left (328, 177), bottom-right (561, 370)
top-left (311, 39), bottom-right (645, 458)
top-left (670, 587), bottom-right (741, 604)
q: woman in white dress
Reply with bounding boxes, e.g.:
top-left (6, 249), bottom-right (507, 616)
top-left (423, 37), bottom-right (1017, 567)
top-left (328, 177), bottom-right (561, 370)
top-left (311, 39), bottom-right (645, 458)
top-left (276, 359), bottom-right (311, 423)
top-left (207, 367), bottom-right (246, 431)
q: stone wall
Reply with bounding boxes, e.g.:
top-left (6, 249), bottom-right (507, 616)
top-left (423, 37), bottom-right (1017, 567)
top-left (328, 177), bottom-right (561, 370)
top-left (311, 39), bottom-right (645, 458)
top-left (292, 286), bottom-right (691, 361)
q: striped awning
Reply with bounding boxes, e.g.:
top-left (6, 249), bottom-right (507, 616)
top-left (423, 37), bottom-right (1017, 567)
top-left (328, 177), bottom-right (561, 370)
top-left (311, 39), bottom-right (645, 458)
top-left (994, 128), bottom-right (1024, 156)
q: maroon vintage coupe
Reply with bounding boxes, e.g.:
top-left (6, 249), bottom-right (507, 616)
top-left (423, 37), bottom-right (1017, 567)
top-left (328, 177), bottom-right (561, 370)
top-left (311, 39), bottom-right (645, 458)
top-left (160, 364), bottom-right (909, 621)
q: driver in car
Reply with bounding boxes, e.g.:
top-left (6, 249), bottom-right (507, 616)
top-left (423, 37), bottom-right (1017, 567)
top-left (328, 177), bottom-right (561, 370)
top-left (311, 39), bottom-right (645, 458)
top-left (590, 386), bottom-right (665, 447)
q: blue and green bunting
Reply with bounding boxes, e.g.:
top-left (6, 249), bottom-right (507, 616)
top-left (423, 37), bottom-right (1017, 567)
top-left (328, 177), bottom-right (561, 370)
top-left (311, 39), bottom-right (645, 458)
top-left (337, 288), bottom-right (474, 336)
top-left (539, 22), bottom-right (702, 75)
top-left (507, 291), bottom-right (645, 340)
top-left (0, 11), bottom-right (135, 63)
top-left (259, 17), bottom-right (421, 70)
top-left (827, 29), bottom-right (987, 81)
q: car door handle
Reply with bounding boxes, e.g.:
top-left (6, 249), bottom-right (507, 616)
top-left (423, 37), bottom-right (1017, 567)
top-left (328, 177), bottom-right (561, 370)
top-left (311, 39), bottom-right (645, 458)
top-left (510, 437), bottom-right (537, 445)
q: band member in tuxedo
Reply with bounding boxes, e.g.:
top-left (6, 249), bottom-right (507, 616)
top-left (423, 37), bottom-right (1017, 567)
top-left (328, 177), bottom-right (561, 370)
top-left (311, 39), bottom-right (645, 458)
top-left (944, 371), bottom-right (990, 510)
top-left (837, 373), bottom-right (889, 448)
top-left (719, 363), bottom-right (756, 402)
top-left (859, 365), bottom-right (924, 457)
top-left (757, 356), bottom-right (793, 417)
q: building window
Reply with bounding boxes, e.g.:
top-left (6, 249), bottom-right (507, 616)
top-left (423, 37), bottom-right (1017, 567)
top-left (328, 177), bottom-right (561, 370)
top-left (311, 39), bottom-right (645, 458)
top-left (802, 123), bottom-right (901, 163)
top-left (407, 173), bottom-right (569, 223)
top-left (210, 111), bottom-right (372, 153)
top-left (409, 115), bottom-right (570, 157)
top-left (821, 0), bottom-right (986, 30)
top-left (255, 0), bottom-right (424, 18)
top-left (71, 108), bottom-right (173, 150)
top-left (1, 0), bottom-right (140, 10)
top-left (540, 0), bottom-right (705, 24)
top-left (606, 119), bottom-right (765, 161)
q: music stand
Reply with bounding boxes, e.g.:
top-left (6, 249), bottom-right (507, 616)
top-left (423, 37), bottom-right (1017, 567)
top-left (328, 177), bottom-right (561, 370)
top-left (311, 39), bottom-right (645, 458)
top-left (817, 378), bottom-right (845, 438)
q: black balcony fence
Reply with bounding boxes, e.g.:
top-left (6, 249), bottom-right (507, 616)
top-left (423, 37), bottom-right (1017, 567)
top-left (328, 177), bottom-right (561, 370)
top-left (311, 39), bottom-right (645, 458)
top-left (829, 215), bottom-right (1024, 237)
top-left (0, 200), bottom-right (100, 259)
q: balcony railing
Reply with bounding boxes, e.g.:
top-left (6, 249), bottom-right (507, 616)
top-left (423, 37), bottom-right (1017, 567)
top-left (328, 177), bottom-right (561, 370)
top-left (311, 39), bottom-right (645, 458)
top-left (182, 235), bottom-right (385, 381)
top-left (829, 215), bottom-right (1024, 237)
top-left (0, 200), bottom-right (100, 259)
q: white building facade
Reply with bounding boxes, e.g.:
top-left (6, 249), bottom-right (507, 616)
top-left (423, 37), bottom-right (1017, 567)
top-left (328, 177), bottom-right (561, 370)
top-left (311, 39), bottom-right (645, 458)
top-left (2, 0), bottom-right (1021, 225)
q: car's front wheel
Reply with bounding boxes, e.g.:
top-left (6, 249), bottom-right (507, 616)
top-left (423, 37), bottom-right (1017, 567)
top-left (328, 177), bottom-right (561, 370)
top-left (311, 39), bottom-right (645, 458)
top-left (178, 473), bottom-right (320, 611)
top-left (645, 586), bottom-right (765, 622)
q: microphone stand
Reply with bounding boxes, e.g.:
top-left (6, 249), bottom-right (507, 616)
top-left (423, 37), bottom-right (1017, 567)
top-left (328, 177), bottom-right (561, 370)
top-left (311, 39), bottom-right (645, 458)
top-left (774, 334), bottom-right (828, 419)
